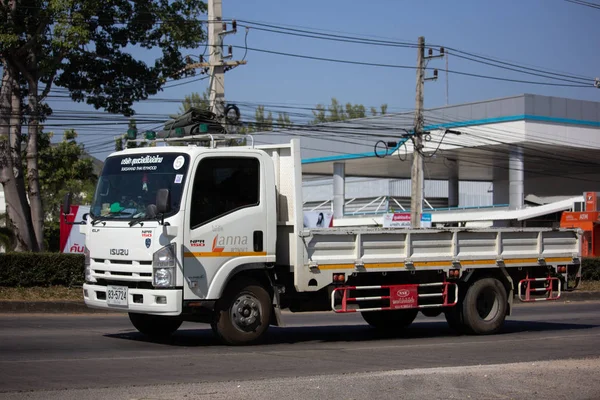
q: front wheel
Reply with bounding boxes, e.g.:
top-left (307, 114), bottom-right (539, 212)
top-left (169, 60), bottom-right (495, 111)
top-left (128, 313), bottom-right (182, 339)
top-left (211, 279), bottom-right (272, 345)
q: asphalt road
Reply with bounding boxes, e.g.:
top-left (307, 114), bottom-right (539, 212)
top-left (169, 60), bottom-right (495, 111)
top-left (1, 301), bottom-right (600, 399)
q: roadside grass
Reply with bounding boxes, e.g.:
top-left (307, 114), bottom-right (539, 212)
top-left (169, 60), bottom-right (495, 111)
top-left (0, 281), bottom-right (599, 301)
top-left (0, 286), bottom-right (82, 301)
top-left (581, 280), bottom-right (600, 291)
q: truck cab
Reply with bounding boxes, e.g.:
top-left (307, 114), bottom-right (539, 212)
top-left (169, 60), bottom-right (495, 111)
top-left (78, 138), bottom-right (282, 344)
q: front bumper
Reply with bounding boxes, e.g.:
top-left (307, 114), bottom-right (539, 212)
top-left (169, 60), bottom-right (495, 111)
top-left (83, 284), bottom-right (182, 316)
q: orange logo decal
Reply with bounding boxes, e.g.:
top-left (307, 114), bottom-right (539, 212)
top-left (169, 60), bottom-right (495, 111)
top-left (212, 235), bottom-right (224, 252)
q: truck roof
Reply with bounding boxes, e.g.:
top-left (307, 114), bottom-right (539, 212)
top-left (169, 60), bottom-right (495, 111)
top-left (106, 143), bottom-right (263, 159)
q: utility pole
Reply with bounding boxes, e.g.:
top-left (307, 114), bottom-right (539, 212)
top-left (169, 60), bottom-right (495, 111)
top-left (410, 37), bottom-right (444, 228)
top-left (179, 0), bottom-right (246, 123)
top-left (410, 36), bottom-right (425, 229)
top-left (208, 0), bottom-right (225, 120)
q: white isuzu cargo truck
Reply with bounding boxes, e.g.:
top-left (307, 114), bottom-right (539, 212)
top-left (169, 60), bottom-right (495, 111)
top-left (66, 135), bottom-right (582, 345)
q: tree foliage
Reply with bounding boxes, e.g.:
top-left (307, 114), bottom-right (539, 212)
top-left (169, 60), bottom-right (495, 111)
top-left (312, 98), bottom-right (388, 123)
top-left (0, 0), bottom-right (207, 251)
top-left (180, 90), bottom-right (210, 114)
top-left (115, 119), bottom-right (150, 151)
top-left (38, 129), bottom-right (96, 219)
top-left (36, 129), bottom-right (97, 251)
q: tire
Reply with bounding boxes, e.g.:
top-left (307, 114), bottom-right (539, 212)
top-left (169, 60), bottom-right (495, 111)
top-left (420, 307), bottom-right (442, 318)
top-left (461, 277), bottom-right (508, 335)
top-left (444, 307), bottom-right (465, 333)
top-left (211, 279), bottom-right (272, 345)
top-left (444, 283), bottom-right (467, 333)
top-left (128, 313), bottom-right (182, 339)
top-left (361, 309), bottom-right (418, 330)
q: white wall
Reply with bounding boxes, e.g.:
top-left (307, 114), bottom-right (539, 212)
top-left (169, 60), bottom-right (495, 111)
top-left (526, 121), bottom-right (600, 149)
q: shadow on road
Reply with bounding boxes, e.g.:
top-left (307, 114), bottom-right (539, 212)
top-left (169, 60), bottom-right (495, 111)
top-left (103, 318), bottom-right (599, 347)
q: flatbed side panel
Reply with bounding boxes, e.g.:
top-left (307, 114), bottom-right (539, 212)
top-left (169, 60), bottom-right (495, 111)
top-left (294, 227), bottom-right (580, 292)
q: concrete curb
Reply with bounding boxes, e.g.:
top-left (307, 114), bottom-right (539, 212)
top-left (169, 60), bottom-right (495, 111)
top-left (1, 290), bottom-right (599, 314)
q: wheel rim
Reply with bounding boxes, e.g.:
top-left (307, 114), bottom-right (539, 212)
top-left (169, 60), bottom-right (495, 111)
top-left (476, 287), bottom-right (500, 321)
top-left (230, 293), bottom-right (263, 332)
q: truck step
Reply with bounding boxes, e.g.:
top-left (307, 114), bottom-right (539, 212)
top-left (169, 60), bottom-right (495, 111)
top-left (518, 274), bottom-right (561, 302)
top-left (331, 280), bottom-right (458, 313)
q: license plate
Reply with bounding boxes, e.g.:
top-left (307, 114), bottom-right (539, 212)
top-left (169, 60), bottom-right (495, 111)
top-left (390, 285), bottom-right (418, 309)
top-left (106, 285), bottom-right (128, 306)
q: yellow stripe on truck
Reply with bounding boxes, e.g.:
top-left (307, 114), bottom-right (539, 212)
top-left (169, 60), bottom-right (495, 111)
top-left (312, 256), bottom-right (574, 270)
top-left (184, 251), bottom-right (267, 258)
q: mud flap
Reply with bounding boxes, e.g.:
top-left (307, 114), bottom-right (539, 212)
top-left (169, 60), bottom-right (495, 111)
top-left (271, 289), bottom-right (285, 327)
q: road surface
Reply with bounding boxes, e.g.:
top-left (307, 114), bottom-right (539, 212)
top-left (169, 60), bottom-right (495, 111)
top-left (1, 301), bottom-right (599, 399)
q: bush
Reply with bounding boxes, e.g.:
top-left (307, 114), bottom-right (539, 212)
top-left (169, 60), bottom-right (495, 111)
top-left (0, 253), bottom-right (84, 287)
top-left (582, 257), bottom-right (600, 281)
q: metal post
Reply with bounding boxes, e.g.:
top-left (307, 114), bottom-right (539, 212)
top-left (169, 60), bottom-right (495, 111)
top-left (333, 162), bottom-right (345, 219)
top-left (509, 145), bottom-right (524, 210)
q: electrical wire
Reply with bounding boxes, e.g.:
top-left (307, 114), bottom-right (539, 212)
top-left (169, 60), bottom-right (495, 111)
top-left (238, 19), bottom-right (596, 84)
top-left (232, 45), bottom-right (594, 88)
top-left (564, 0), bottom-right (600, 10)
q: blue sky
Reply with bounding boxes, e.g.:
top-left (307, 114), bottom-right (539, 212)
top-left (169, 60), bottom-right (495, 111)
top-left (44, 0), bottom-right (600, 160)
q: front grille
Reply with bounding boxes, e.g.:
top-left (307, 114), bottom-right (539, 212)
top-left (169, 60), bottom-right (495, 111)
top-left (92, 258), bottom-right (151, 266)
top-left (93, 258), bottom-right (133, 265)
top-left (96, 279), bottom-right (154, 289)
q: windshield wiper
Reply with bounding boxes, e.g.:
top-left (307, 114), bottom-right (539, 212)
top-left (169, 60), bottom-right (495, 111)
top-left (91, 216), bottom-right (109, 226)
top-left (128, 217), bottom-right (145, 227)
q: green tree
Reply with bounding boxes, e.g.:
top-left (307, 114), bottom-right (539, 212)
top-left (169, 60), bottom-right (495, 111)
top-left (312, 98), bottom-right (388, 123)
top-left (115, 119), bottom-right (150, 151)
top-left (36, 129), bottom-right (97, 251)
top-left (0, 0), bottom-right (206, 251)
top-left (276, 112), bottom-right (292, 129)
top-left (243, 106), bottom-right (292, 132)
top-left (179, 90), bottom-right (211, 114)
top-left (253, 105), bottom-right (273, 131)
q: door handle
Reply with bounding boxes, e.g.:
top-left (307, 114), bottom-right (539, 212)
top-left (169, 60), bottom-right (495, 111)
top-left (253, 230), bottom-right (263, 252)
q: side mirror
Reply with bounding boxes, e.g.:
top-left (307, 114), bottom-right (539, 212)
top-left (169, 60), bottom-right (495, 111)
top-left (63, 192), bottom-right (72, 217)
top-left (156, 189), bottom-right (171, 214)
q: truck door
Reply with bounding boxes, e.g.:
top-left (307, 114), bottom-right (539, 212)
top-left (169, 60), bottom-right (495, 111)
top-left (183, 155), bottom-right (268, 300)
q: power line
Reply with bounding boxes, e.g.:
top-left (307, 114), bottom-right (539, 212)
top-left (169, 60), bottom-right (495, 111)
top-left (233, 45), bottom-right (594, 88)
top-left (446, 50), bottom-right (592, 85)
top-left (564, 0), bottom-right (600, 10)
top-left (238, 19), bottom-right (596, 84)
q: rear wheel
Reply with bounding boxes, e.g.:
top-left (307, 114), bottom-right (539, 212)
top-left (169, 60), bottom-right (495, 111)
top-left (128, 313), bottom-right (182, 339)
top-left (211, 279), bottom-right (272, 345)
top-left (461, 277), bottom-right (507, 334)
top-left (444, 307), bottom-right (465, 333)
top-left (361, 309), bottom-right (418, 330)
top-left (421, 307), bottom-right (442, 318)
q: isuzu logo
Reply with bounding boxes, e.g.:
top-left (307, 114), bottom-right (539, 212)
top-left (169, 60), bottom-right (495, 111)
top-left (397, 289), bottom-right (411, 297)
top-left (110, 248), bottom-right (129, 256)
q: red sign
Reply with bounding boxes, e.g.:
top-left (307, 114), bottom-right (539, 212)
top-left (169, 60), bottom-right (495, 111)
top-left (586, 192), bottom-right (598, 212)
top-left (392, 213), bottom-right (411, 222)
top-left (390, 285), bottom-right (418, 309)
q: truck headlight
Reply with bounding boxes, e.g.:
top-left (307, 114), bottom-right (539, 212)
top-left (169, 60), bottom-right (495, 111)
top-left (84, 246), bottom-right (96, 283)
top-left (153, 244), bottom-right (176, 288)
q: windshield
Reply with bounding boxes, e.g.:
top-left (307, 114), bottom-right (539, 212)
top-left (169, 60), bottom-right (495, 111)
top-left (90, 152), bottom-right (190, 220)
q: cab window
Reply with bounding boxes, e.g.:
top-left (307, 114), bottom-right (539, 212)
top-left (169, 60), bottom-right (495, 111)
top-left (190, 157), bottom-right (260, 229)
